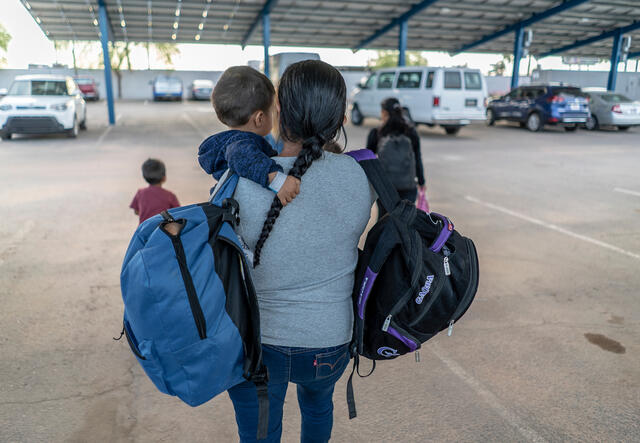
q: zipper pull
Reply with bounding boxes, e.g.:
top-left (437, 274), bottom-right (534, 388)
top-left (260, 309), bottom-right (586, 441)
top-left (382, 315), bottom-right (392, 332)
top-left (447, 320), bottom-right (454, 337)
top-left (415, 350), bottom-right (421, 363)
top-left (444, 257), bottom-right (451, 276)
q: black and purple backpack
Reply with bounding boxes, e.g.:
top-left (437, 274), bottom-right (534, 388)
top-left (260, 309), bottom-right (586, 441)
top-left (345, 149), bottom-right (479, 419)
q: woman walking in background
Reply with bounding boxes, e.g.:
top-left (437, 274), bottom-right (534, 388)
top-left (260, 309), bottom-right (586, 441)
top-left (366, 97), bottom-right (426, 215)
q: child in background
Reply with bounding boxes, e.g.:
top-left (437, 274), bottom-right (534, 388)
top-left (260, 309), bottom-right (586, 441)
top-left (197, 66), bottom-right (300, 206)
top-left (130, 158), bottom-right (180, 224)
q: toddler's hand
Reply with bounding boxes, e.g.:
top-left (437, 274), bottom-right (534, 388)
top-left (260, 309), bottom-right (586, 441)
top-left (276, 176), bottom-right (301, 206)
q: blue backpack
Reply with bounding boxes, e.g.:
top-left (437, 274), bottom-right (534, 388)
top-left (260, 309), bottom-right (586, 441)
top-left (119, 172), bottom-right (269, 439)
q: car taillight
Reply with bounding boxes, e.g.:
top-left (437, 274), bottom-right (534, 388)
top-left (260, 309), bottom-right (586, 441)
top-left (548, 95), bottom-right (564, 103)
top-left (433, 96), bottom-right (440, 107)
top-left (612, 104), bottom-right (622, 114)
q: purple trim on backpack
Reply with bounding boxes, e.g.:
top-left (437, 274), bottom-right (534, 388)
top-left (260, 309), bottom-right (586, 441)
top-left (387, 326), bottom-right (418, 352)
top-left (346, 149), bottom-right (376, 163)
top-left (429, 212), bottom-right (454, 253)
top-left (357, 267), bottom-right (378, 319)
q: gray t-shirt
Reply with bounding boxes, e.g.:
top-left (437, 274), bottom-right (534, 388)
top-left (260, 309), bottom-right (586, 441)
top-left (233, 151), bottom-right (374, 348)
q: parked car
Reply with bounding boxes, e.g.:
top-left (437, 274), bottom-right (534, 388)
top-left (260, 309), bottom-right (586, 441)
top-left (0, 74), bottom-right (87, 140)
top-left (487, 84), bottom-right (590, 132)
top-left (152, 76), bottom-right (183, 101)
top-left (582, 88), bottom-right (640, 131)
top-left (74, 77), bottom-right (100, 101)
top-left (190, 79), bottom-right (214, 100)
top-left (350, 66), bottom-right (487, 135)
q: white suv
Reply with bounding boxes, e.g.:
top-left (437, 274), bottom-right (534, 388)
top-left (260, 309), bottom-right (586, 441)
top-left (350, 66), bottom-right (487, 135)
top-left (0, 74), bottom-right (87, 140)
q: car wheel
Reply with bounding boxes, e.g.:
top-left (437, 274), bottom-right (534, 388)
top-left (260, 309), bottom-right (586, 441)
top-left (351, 105), bottom-right (363, 126)
top-left (585, 115), bottom-right (598, 131)
top-left (526, 112), bottom-right (542, 132)
top-left (67, 117), bottom-right (79, 138)
top-left (486, 108), bottom-right (496, 126)
top-left (618, 126), bottom-right (630, 131)
top-left (444, 126), bottom-right (461, 136)
top-left (564, 125), bottom-right (578, 132)
top-left (1, 131), bottom-right (11, 141)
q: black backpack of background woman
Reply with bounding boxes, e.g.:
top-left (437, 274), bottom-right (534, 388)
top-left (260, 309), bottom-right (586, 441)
top-left (344, 149), bottom-right (479, 419)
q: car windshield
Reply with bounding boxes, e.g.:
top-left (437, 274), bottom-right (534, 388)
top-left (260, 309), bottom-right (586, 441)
top-left (598, 93), bottom-right (632, 103)
top-left (75, 78), bottom-right (93, 85)
top-left (8, 80), bottom-right (69, 96)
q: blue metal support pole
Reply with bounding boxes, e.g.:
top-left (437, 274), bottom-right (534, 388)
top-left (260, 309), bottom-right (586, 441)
top-left (607, 30), bottom-right (623, 91)
top-left (398, 20), bottom-right (408, 67)
top-left (242, 0), bottom-right (279, 49)
top-left (511, 25), bottom-right (524, 89)
top-left (98, 1), bottom-right (115, 125)
top-left (263, 13), bottom-right (270, 79)
top-left (354, 0), bottom-right (440, 51)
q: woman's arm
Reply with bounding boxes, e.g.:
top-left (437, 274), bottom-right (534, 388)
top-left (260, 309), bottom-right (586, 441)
top-left (365, 128), bottom-right (379, 153)
top-left (409, 128), bottom-right (426, 186)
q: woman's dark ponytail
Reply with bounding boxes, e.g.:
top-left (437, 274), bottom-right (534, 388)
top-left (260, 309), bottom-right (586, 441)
top-left (379, 97), bottom-right (411, 137)
top-left (253, 60), bottom-right (346, 267)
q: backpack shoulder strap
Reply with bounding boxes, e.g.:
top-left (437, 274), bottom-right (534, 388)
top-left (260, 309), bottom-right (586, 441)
top-left (209, 169), bottom-right (240, 206)
top-left (346, 149), bottom-right (401, 213)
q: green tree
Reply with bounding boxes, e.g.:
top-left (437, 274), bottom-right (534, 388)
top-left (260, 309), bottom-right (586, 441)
top-left (368, 50), bottom-right (428, 69)
top-left (0, 23), bottom-right (12, 67)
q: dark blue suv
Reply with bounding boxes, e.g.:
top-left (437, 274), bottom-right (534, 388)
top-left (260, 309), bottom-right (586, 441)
top-left (487, 85), bottom-right (590, 132)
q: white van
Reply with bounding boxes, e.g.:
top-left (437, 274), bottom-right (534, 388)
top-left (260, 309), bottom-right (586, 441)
top-left (350, 66), bottom-right (488, 135)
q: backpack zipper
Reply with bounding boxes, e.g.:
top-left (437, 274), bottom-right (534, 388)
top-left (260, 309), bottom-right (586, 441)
top-left (166, 231), bottom-right (207, 340)
top-left (446, 238), bottom-right (480, 336)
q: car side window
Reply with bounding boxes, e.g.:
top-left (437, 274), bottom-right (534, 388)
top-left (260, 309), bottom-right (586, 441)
top-left (396, 71), bottom-right (422, 88)
top-left (364, 74), bottom-right (377, 89)
top-left (377, 72), bottom-right (396, 89)
top-left (425, 71), bottom-right (435, 89)
top-left (507, 88), bottom-right (520, 99)
top-left (444, 72), bottom-right (462, 89)
top-left (463, 72), bottom-right (482, 90)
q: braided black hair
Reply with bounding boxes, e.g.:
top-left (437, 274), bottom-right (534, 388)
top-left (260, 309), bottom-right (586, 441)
top-left (252, 60), bottom-right (346, 267)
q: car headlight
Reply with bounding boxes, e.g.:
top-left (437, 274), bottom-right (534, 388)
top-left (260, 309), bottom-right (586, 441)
top-left (0, 104), bottom-right (12, 111)
top-left (50, 103), bottom-right (68, 111)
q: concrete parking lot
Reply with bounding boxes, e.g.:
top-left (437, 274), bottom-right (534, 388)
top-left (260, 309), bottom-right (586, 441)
top-left (0, 100), bottom-right (638, 442)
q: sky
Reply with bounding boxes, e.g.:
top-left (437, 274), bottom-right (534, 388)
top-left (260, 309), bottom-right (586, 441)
top-left (0, 0), bottom-right (620, 75)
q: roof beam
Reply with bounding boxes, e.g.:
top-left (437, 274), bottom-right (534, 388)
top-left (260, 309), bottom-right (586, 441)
top-left (454, 0), bottom-right (590, 54)
top-left (241, 0), bottom-right (278, 48)
top-left (538, 20), bottom-right (640, 57)
top-left (353, 0), bottom-right (441, 51)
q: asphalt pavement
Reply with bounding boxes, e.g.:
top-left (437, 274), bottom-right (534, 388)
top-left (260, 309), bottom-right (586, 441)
top-left (0, 100), bottom-right (638, 442)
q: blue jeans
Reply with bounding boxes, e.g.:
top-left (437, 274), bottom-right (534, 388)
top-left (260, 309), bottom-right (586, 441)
top-left (228, 343), bottom-right (351, 443)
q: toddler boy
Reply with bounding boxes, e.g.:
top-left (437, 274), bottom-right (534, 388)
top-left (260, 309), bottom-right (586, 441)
top-left (197, 66), bottom-right (299, 205)
top-left (130, 158), bottom-right (180, 224)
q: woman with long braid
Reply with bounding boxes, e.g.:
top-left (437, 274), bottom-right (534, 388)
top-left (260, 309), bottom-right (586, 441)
top-left (227, 60), bottom-right (375, 442)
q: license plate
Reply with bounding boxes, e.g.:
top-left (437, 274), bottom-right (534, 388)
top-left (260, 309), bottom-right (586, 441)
top-left (563, 117), bottom-right (585, 123)
top-left (465, 99), bottom-right (477, 107)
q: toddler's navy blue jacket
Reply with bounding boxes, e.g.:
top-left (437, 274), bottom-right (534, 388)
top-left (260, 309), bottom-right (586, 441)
top-left (198, 130), bottom-right (283, 187)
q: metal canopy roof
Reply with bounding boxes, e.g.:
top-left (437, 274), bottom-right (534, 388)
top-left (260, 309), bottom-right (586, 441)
top-left (20, 0), bottom-right (640, 58)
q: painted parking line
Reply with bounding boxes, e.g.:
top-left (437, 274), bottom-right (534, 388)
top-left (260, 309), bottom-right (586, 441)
top-left (465, 195), bottom-right (640, 260)
top-left (182, 111), bottom-right (208, 138)
top-left (614, 187), bottom-right (640, 198)
top-left (430, 344), bottom-right (547, 443)
top-left (96, 113), bottom-right (123, 146)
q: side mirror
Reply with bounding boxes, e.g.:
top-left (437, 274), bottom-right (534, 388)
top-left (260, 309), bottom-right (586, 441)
top-left (358, 81), bottom-right (367, 89)
top-left (0, 88), bottom-right (7, 97)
